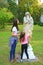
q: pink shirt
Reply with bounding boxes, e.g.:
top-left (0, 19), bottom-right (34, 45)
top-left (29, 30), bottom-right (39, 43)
top-left (21, 34), bottom-right (29, 45)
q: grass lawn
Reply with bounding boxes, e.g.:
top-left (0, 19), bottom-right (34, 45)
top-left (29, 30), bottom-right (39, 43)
top-left (0, 25), bottom-right (43, 65)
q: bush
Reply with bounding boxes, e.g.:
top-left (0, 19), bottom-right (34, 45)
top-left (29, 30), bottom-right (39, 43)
top-left (38, 21), bottom-right (43, 26)
top-left (0, 8), bottom-right (14, 28)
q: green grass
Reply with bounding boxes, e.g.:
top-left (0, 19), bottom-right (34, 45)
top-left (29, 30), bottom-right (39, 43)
top-left (0, 25), bottom-right (43, 65)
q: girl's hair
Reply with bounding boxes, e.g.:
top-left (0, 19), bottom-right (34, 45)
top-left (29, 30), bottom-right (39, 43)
top-left (11, 19), bottom-right (19, 31)
top-left (20, 32), bottom-right (25, 42)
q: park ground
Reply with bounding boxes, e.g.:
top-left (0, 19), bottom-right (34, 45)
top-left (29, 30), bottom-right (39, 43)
top-left (0, 25), bottom-right (43, 65)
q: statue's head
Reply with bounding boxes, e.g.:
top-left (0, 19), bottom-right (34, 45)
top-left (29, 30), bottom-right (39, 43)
top-left (25, 12), bottom-right (30, 17)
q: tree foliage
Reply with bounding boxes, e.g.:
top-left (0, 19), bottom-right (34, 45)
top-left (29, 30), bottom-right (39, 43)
top-left (0, 0), bottom-right (42, 24)
top-left (0, 0), bottom-right (9, 8)
top-left (18, 0), bottom-right (41, 24)
top-left (7, 0), bottom-right (18, 18)
top-left (0, 8), bottom-right (14, 28)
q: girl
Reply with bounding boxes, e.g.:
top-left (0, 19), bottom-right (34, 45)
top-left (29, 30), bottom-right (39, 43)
top-left (20, 32), bottom-right (29, 61)
top-left (9, 19), bottom-right (19, 62)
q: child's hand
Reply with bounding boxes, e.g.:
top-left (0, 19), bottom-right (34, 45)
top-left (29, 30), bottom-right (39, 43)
top-left (17, 31), bottom-right (20, 36)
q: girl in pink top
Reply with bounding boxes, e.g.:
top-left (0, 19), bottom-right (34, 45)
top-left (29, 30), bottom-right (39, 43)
top-left (20, 32), bottom-right (29, 60)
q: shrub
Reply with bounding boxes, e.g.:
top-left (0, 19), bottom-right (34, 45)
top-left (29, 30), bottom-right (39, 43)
top-left (0, 8), bottom-right (14, 28)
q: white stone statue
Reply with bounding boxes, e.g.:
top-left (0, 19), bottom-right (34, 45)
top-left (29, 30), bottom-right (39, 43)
top-left (23, 12), bottom-right (36, 60)
top-left (23, 12), bottom-right (34, 35)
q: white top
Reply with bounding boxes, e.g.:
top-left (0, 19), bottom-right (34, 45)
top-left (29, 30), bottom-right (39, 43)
top-left (12, 26), bottom-right (18, 34)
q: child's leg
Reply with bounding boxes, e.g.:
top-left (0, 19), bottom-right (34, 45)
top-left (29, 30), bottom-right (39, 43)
top-left (10, 45), bottom-right (14, 61)
top-left (21, 45), bottom-right (24, 59)
top-left (25, 44), bottom-right (29, 59)
top-left (13, 49), bottom-right (15, 59)
top-left (10, 40), bottom-right (16, 61)
top-left (13, 40), bottom-right (17, 59)
top-left (13, 45), bottom-right (16, 59)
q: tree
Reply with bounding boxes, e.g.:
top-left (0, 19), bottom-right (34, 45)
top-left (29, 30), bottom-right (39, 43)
top-left (0, 0), bottom-right (9, 8)
top-left (7, 0), bottom-right (18, 18)
top-left (7, 0), bottom-right (41, 24)
top-left (0, 8), bottom-right (14, 28)
top-left (18, 0), bottom-right (41, 24)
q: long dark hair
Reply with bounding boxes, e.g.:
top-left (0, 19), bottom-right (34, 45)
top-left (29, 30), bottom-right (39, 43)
top-left (20, 32), bottom-right (25, 42)
top-left (11, 19), bottom-right (19, 31)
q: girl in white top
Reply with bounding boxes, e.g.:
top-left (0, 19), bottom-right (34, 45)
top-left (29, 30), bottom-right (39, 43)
top-left (10, 19), bottom-right (19, 62)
